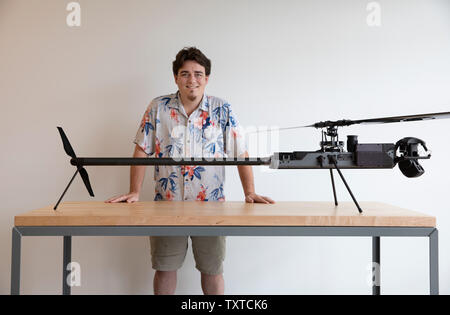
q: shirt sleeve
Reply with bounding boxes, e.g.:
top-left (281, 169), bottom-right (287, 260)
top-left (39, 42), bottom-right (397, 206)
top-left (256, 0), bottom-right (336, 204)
top-left (133, 100), bottom-right (157, 156)
top-left (223, 103), bottom-right (248, 158)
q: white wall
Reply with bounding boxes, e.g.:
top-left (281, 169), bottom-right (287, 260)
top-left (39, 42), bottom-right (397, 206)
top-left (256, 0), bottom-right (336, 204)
top-left (1, 0), bottom-right (449, 294)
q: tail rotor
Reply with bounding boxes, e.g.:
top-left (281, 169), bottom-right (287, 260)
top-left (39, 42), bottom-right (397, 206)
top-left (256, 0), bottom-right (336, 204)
top-left (54, 127), bottom-right (95, 210)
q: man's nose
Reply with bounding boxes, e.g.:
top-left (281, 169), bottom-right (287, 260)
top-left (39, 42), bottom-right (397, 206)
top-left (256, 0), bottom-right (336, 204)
top-left (187, 74), bottom-right (196, 82)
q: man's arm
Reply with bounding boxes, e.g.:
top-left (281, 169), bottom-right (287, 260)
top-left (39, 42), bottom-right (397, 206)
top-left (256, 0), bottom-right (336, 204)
top-left (129, 144), bottom-right (148, 195)
top-left (105, 144), bottom-right (147, 203)
top-left (237, 151), bottom-right (275, 204)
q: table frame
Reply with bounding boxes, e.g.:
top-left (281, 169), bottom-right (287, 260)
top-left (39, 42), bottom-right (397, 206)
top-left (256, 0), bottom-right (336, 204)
top-left (10, 226), bottom-right (439, 295)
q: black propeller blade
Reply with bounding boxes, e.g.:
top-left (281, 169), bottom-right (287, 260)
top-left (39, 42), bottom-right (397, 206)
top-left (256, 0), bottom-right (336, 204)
top-left (79, 167), bottom-right (95, 197)
top-left (57, 127), bottom-right (77, 158)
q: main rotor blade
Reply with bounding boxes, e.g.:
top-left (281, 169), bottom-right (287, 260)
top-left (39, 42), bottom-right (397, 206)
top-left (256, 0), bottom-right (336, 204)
top-left (79, 167), bottom-right (95, 197)
top-left (57, 127), bottom-right (77, 158)
top-left (353, 111), bottom-right (450, 126)
top-left (310, 111), bottom-right (450, 129)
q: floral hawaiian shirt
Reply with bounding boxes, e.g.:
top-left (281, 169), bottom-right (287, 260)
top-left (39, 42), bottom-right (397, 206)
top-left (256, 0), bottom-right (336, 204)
top-left (133, 92), bottom-right (247, 201)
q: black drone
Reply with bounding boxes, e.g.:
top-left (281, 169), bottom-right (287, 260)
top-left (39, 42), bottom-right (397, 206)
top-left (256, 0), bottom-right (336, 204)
top-left (55, 111), bottom-right (450, 213)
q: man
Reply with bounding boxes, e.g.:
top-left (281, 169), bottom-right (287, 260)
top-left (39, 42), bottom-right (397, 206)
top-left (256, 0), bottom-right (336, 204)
top-left (106, 47), bottom-right (274, 295)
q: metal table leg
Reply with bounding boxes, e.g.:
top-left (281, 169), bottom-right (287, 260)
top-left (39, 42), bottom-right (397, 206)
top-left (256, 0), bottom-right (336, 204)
top-left (372, 236), bottom-right (380, 295)
top-left (429, 229), bottom-right (439, 295)
top-left (63, 236), bottom-right (72, 295)
top-left (11, 227), bottom-right (22, 295)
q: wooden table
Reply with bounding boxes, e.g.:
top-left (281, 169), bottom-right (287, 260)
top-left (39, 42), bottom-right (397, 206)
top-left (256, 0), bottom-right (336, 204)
top-left (11, 201), bottom-right (438, 295)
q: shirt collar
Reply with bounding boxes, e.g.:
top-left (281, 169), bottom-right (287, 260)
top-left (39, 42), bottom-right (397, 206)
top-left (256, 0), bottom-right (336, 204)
top-left (199, 93), bottom-right (209, 112)
top-left (167, 93), bottom-right (180, 110)
top-left (173, 91), bottom-right (209, 113)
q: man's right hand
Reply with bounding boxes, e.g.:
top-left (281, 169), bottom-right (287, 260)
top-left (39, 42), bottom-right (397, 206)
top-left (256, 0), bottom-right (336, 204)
top-left (105, 192), bottom-right (139, 203)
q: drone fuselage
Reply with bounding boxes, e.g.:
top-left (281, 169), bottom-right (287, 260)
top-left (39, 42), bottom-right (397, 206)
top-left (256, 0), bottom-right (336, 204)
top-left (271, 143), bottom-right (396, 169)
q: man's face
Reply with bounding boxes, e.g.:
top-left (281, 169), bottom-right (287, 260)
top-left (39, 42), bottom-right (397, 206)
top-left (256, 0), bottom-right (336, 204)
top-left (174, 60), bottom-right (209, 103)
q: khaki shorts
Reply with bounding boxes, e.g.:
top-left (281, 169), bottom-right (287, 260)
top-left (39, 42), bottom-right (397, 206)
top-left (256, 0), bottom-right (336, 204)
top-left (150, 236), bottom-right (226, 275)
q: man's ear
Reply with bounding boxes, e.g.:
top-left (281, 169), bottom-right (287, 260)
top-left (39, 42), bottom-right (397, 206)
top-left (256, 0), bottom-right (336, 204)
top-left (174, 74), bottom-right (178, 84)
top-left (205, 75), bottom-right (209, 84)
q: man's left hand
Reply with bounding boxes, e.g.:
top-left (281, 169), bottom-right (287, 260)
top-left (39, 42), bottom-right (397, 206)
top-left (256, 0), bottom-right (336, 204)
top-left (245, 192), bottom-right (275, 204)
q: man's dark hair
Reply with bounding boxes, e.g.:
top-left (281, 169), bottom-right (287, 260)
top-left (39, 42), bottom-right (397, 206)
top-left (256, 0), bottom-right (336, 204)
top-left (173, 47), bottom-right (211, 76)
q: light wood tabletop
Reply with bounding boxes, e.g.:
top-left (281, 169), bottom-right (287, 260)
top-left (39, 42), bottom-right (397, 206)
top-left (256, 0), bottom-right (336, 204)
top-left (14, 201), bottom-right (436, 227)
